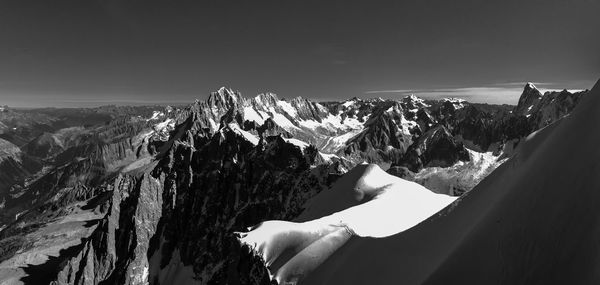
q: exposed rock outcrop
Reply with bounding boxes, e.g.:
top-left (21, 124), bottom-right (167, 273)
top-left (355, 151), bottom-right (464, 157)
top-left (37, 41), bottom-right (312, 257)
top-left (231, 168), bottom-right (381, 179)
top-left (397, 125), bottom-right (470, 172)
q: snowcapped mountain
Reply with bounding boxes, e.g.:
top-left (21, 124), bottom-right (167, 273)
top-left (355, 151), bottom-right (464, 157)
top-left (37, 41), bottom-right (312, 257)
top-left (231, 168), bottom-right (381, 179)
top-left (238, 79), bottom-right (600, 285)
top-left (0, 81), bottom-right (591, 284)
top-left (144, 83), bottom-right (587, 182)
top-left (170, 83), bottom-right (588, 178)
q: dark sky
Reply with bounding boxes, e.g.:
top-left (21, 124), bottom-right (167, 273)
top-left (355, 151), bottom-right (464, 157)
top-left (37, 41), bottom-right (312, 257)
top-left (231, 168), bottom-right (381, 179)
top-left (1, 0), bottom-right (599, 107)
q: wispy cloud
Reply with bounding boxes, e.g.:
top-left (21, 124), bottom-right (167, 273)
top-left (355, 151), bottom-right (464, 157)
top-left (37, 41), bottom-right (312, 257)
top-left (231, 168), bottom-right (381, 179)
top-left (365, 86), bottom-right (524, 104)
top-left (491, 82), bottom-right (555, 87)
top-left (364, 82), bottom-right (585, 105)
top-left (365, 89), bottom-right (414, 94)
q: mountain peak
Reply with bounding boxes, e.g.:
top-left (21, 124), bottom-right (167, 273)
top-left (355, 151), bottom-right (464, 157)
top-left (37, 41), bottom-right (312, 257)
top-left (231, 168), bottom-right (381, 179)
top-left (514, 82), bottom-right (543, 116)
top-left (405, 94), bottom-right (419, 100)
top-left (525, 82), bottom-right (538, 91)
top-left (215, 86), bottom-right (236, 97)
top-left (291, 96), bottom-right (309, 104)
top-left (253, 92), bottom-right (279, 107)
top-left (208, 87), bottom-right (243, 109)
top-left (441, 98), bottom-right (466, 110)
top-left (403, 94), bottom-right (428, 108)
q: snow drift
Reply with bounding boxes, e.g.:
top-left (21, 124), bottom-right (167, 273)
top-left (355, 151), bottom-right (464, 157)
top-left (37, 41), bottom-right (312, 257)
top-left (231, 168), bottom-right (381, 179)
top-left (237, 164), bottom-right (457, 283)
top-left (238, 79), bottom-right (600, 284)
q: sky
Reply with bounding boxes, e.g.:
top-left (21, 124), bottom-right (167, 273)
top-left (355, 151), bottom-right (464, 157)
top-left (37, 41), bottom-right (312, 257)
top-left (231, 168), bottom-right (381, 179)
top-left (0, 0), bottom-right (599, 107)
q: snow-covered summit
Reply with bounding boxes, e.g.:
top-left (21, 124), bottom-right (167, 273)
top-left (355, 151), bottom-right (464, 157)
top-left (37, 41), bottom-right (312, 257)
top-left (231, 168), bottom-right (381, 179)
top-left (207, 86), bottom-right (244, 110)
top-left (441, 97), bottom-right (466, 109)
top-left (402, 94), bottom-right (430, 110)
top-left (442, 97), bottom-right (466, 103)
top-left (525, 82), bottom-right (538, 91)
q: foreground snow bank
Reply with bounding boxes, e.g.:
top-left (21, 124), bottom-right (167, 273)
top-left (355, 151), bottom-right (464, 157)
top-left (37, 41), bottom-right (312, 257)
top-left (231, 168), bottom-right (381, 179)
top-left (236, 164), bottom-right (456, 284)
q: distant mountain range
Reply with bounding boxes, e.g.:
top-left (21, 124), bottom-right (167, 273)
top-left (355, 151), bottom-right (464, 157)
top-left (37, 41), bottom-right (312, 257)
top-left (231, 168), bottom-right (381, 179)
top-left (240, 80), bottom-right (600, 285)
top-left (0, 82), bottom-right (590, 284)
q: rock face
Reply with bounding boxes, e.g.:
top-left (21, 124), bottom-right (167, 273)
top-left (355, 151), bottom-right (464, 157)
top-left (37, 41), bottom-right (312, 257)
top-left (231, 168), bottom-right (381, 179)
top-left (449, 104), bottom-right (531, 152)
top-left (50, 173), bottom-right (164, 285)
top-left (513, 83), bottom-right (585, 129)
top-left (290, 96), bottom-right (330, 121)
top-left (0, 83), bottom-right (590, 284)
top-left (398, 125), bottom-right (470, 172)
top-left (0, 106), bottom-right (168, 229)
top-left (513, 83), bottom-right (543, 116)
top-left (344, 102), bottom-right (417, 164)
top-left (528, 89), bottom-right (585, 129)
top-left (21, 132), bottom-right (65, 159)
top-left (146, 123), bottom-right (332, 284)
top-left (0, 138), bottom-right (42, 201)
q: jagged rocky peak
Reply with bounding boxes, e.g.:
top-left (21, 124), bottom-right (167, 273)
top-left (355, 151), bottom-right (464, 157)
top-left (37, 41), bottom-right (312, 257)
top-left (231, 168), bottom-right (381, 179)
top-left (343, 100), bottom-right (417, 162)
top-left (359, 101), bottom-right (406, 126)
top-left (528, 88), bottom-right (587, 129)
top-left (291, 96), bottom-right (323, 111)
top-left (396, 125), bottom-right (470, 172)
top-left (207, 86), bottom-right (245, 110)
top-left (402, 94), bottom-right (429, 110)
top-left (514, 82), bottom-right (543, 115)
top-left (183, 87), bottom-right (249, 133)
top-left (524, 81), bottom-right (538, 90)
top-left (252, 92), bottom-right (280, 108)
top-left (520, 82), bottom-right (542, 100)
top-left (342, 96), bottom-right (362, 106)
top-left (290, 96), bottom-right (329, 121)
top-left (442, 97), bottom-right (467, 110)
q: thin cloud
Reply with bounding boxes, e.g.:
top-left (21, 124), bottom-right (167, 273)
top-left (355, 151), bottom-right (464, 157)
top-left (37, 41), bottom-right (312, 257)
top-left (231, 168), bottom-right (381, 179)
top-left (365, 89), bottom-right (415, 94)
top-left (365, 86), bottom-right (525, 104)
top-left (492, 82), bottom-right (555, 87)
top-left (412, 87), bottom-right (523, 104)
top-left (365, 84), bottom-right (587, 105)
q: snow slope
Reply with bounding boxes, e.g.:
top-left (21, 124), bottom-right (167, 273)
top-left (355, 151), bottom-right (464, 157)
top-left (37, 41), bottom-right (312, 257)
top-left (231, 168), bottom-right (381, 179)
top-left (237, 164), bottom-right (456, 283)
top-left (228, 123), bottom-right (260, 145)
top-left (239, 79), bottom-right (600, 284)
top-left (294, 79), bottom-right (600, 284)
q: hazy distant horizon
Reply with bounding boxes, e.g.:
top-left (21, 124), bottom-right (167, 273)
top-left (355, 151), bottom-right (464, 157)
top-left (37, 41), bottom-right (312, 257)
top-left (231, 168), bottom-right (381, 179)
top-left (1, 80), bottom-right (593, 109)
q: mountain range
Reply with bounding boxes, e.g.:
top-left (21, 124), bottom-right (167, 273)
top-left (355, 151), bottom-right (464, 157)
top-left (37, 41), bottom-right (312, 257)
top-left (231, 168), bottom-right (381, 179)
top-left (240, 79), bottom-right (600, 284)
top-left (0, 82), bottom-right (591, 284)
